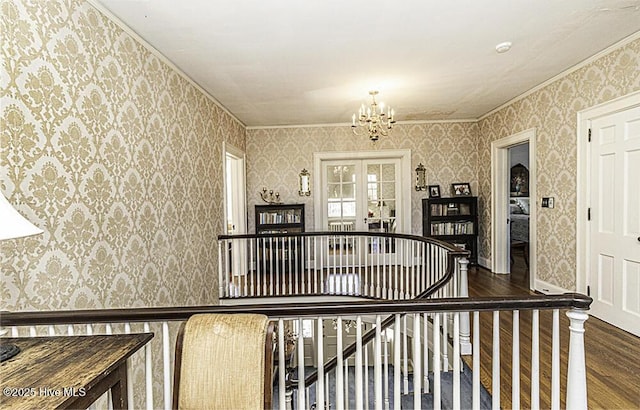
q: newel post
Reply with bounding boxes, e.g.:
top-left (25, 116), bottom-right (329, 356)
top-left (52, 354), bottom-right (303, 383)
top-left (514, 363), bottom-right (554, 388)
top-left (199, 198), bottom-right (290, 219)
top-left (566, 308), bottom-right (589, 409)
top-left (458, 257), bottom-right (472, 355)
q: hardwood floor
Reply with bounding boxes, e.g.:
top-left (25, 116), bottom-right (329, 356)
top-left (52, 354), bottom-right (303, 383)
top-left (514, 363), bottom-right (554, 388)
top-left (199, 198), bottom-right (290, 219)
top-left (466, 257), bottom-right (640, 409)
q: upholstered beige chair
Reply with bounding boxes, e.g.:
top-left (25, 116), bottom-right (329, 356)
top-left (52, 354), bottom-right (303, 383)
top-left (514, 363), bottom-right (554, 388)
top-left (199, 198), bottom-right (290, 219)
top-left (173, 314), bottom-right (274, 409)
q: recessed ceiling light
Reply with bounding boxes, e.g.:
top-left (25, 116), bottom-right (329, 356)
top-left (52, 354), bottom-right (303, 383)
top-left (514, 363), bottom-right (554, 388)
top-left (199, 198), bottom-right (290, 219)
top-left (495, 41), bottom-right (512, 53)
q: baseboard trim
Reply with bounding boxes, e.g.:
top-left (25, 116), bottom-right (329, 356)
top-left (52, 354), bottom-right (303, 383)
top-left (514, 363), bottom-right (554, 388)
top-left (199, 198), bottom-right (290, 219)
top-left (477, 256), bottom-right (491, 271)
top-left (534, 279), bottom-right (571, 295)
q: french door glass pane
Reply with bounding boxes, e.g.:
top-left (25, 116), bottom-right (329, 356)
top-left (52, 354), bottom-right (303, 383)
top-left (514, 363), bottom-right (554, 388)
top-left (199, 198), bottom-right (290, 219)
top-left (366, 162), bottom-right (397, 234)
top-left (327, 164), bottom-right (356, 232)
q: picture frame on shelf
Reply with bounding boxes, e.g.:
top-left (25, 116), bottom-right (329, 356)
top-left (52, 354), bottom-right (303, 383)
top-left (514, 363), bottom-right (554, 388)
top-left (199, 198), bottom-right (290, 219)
top-left (428, 185), bottom-right (441, 198)
top-left (451, 182), bottom-right (472, 196)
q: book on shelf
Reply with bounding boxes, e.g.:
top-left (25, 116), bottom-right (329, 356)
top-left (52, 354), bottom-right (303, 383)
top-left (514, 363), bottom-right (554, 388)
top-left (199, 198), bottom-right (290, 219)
top-left (259, 210), bottom-right (301, 224)
top-left (430, 203), bottom-right (472, 216)
top-left (430, 221), bottom-right (475, 235)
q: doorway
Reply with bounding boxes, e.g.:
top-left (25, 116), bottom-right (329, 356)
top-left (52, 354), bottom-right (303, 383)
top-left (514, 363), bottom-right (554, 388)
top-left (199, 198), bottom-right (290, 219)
top-left (577, 91), bottom-right (640, 337)
top-left (224, 143), bottom-right (247, 236)
top-left (491, 128), bottom-right (537, 290)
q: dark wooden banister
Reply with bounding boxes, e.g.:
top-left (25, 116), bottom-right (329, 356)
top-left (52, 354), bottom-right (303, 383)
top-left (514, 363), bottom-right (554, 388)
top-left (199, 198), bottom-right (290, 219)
top-left (218, 230), bottom-right (468, 254)
top-left (0, 294), bottom-right (592, 328)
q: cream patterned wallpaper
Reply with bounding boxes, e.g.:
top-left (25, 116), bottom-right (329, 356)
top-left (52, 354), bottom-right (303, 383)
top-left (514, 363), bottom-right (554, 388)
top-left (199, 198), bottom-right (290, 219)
top-left (246, 122), bottom-right (479, 235)
top-left (0, 0), bottom-right (245, 312)
top-left (477, 37), bottom-right (640, 290)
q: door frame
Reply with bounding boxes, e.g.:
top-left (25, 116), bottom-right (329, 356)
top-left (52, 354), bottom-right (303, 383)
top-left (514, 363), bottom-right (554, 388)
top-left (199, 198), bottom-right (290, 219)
top-left (491, 128), bottom-right (537, 289)
top-left (313, 149), bottom-right (412, 233)
top-left (576, 90), bottom-right (640, 294)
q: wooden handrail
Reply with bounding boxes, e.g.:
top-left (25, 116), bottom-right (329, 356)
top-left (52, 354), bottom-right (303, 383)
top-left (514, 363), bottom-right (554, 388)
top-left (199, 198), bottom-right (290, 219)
top-left (218, 230), bottom-right (469, 257)
top-left (0, 293), bottom-right (592, 327)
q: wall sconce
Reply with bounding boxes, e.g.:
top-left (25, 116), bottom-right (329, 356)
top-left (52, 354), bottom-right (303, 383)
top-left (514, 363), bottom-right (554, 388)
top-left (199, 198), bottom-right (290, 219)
top-left (415, 163), bottom-right (427, 191)
top-left (298, 169), bottom-right (311, 196)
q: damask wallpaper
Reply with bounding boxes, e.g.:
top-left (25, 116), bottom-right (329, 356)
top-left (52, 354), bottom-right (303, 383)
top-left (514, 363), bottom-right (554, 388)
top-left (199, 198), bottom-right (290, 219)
top-left (246, 122), bottom-right (479, 235)
top-left (477, 36), bottom-right (640, 290)
top-left (0, 0), bottom-right (245, 312)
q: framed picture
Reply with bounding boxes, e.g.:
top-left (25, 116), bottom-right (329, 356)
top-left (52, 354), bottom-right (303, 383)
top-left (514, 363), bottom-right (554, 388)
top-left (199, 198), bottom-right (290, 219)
top-left (428, 185), bottom-right (441, 198)
top-left (451, 182), bottom-right (472, 196)
top-left (510, 163), bottom-right (529, 197)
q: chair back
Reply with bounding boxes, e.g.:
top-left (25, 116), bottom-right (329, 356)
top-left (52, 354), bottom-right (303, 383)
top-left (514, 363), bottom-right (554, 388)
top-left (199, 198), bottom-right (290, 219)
top-left (173, 313), bottom-right (273, 409)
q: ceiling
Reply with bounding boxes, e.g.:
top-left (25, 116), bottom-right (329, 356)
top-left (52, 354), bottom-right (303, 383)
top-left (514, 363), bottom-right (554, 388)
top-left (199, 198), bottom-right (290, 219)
top-left (92, 0), bottom-right (640, 127)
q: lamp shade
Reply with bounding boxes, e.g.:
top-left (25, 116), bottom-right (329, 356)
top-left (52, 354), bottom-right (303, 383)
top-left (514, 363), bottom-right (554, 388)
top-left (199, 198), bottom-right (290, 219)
top-left (0, 192), bottom-right (43, 241)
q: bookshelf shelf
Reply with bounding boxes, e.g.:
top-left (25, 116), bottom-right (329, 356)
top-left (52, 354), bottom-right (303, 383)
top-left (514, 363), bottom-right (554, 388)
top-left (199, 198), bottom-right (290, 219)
top-left (422, 196), bottom-right (478, 264)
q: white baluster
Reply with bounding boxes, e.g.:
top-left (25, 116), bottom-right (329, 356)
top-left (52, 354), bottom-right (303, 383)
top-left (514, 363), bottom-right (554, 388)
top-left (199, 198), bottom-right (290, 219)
top-left (423, 313), bottom-right (429, 393)
top-left (278, 319), bottom-right (286, 410)
top-left (413, 314), bottom-right (421, 410)
top-left (336, 317), bottom-right (344, 410)
top-left (218, 240), bottom-right (224, 297)
top-left (374, 315), bottom-right (382, 410)
top-left (288, 237), bottom-right (293, 295)
top-left (269, 237), bottom-right (274, 296)
top-left (262, 238), bottom-right (267, 296)
top-left (566, 308), bottom-right (589, 410)
top-left (383, 330), bottom-right (389, 410)
top-left (403, 315), bottom-right (408, 394)
top-left (306, 237), bottom-right (311, 294)
top-left (472, 312), bottom-right (480, 410)
top-left (250, 238), bottom-right (255, 296)
top-left (492, 311), bottom-right (500, 410)
top-left (317, 317), bottom-right (325, 410)
top-left (297, 318), bottom-right (306, 410)
top-left (29, 326), bottom-right (36, 337)
top-left (551, 309), bottom-right (560, 410)
top-left (393, 241), bottom-right (399, 299)
top-left (512, 310), bottom-right (520, 410)
top-left (398, 240), bottom-right (404, 299)
top-left (442, 313), bottom-right (448, 372)
top-left (394, 314), bottom-right (401, 410)
top-left (453, 312), bottom-right (460, 410)
top-left (356, 316), bottom-right (363, 410)
top-left (433, 313), bottom-right (441, 410)
top-left (48, 325), bottom-right (55, 336)
top-left (531, 310), bottom-right (540, 410)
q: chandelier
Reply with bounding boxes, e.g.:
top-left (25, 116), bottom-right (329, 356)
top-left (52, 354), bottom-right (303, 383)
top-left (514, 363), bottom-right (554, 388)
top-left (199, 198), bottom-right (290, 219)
top-left (351, 90), bottom-right (396, 141)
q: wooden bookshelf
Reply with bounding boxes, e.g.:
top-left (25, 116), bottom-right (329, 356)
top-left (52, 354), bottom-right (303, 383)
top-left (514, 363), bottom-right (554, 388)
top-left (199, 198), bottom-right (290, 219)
top-left (422, 196), bottom-right (478, 264)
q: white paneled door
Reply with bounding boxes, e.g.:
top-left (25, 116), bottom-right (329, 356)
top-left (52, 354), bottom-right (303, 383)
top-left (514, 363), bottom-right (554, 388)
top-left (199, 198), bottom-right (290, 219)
top-left (589, 106), bottom-right (640, 336)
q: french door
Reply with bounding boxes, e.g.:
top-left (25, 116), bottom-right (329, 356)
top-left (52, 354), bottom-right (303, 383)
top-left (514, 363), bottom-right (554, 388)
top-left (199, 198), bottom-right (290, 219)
top-left (323, 158), bottom-right (401, 234)
top-left (314, 150), bottom-right (411, 267)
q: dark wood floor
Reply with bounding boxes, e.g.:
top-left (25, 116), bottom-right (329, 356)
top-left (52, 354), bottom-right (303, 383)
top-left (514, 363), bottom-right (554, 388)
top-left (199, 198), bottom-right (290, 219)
top-left (467, 253), bottom-right (640, 409)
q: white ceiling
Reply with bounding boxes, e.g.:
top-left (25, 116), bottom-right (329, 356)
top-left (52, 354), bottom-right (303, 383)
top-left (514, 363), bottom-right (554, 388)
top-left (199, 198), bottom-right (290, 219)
top-left (92, 0), bottom-right (640, 127)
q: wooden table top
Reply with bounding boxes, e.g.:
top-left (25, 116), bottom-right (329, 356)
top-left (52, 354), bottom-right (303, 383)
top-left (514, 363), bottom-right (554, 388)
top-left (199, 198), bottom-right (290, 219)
top-left (0, 333), bottom-right (153, 409)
